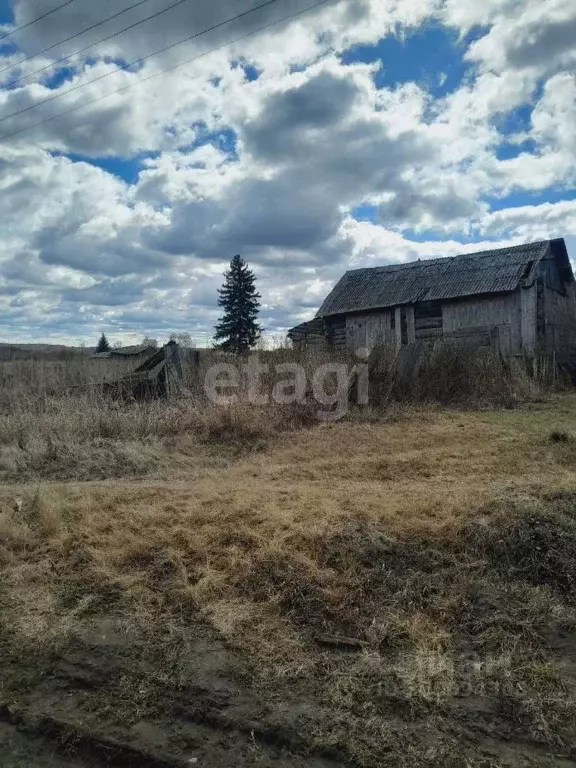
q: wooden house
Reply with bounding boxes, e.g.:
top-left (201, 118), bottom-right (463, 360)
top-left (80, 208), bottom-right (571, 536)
top-left (289, 239), bottom-right (576, 362)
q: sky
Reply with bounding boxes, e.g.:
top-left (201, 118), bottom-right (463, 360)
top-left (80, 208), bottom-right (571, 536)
top-left (0, 0), bottom-right (575, 346)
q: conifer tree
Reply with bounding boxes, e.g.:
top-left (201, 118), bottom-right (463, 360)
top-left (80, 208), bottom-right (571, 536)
top-left (214, 255), bottom-right (261, 354)
top-left (96, 333), bottom-right (110, 353)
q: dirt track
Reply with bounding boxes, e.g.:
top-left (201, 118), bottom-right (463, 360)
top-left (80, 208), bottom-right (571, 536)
top-left (1, 612), bottom-right (347, 768)
top-left (3, 617), bottom-right (575, 768)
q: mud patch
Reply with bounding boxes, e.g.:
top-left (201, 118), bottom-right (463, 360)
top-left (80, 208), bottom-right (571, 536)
top-left (0, 614), bottom-right (346, 768)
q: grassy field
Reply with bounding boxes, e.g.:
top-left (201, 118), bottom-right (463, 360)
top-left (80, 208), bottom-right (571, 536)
top-left (2, 388), bottom-right (576, 767)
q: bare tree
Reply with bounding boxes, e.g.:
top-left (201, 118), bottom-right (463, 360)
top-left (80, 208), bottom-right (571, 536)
top-left (169, 332), bottom-right (195, 348)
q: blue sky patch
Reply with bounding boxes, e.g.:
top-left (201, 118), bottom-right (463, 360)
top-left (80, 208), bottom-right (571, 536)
top-left (232, 60), bottom-right (260, 82)
top-left (495, 104), bottom-right (533, 136)
top-left (0, 38), bottom-right (16, 56)
top-left (0, 0), bottom-right (12, 25)
top-left (351, 204), bottom-right (378, 222)
top-left (177, 124), bottom-right (238, 160)
top-left (341, 24), bottom-right (474, 98)
top-left (51, 151), bottom-right (160, 184)
top-left (495, 137), bottom-right (538, 161)
top-left (485, 187), bottom-right (576, 212)
top-left (41, 64), bottom-right (78, 90)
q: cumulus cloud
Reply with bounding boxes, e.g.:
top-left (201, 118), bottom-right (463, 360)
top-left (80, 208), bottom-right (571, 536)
top-left (531, 73), bottom-right (576, 158)
top-left (0, 0), bottom-right (575, 343)
top-left (479, 200), bottom-right (576, 240)
top-left (463, 0), bottom-right (576, 76)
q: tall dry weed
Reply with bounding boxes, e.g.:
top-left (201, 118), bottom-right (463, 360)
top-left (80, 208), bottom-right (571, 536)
top-left (0, 343), bottom-right (560, 482)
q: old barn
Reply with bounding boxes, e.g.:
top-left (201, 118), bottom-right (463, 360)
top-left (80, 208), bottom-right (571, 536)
top-left (289, 239), bottom-right (576, 362)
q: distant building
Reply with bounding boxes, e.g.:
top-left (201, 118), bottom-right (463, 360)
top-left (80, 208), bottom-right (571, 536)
top-left (91, 345), bottom-right (157, 362)
top-left (288, 239), bottom-right (576, 362)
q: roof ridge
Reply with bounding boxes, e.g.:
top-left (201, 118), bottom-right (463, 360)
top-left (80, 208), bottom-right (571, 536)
top-left (345, 240), bottom-right (549, 276)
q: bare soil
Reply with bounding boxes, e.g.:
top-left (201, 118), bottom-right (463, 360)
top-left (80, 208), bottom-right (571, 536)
top-left (2, 608), bottom-right (574, 768)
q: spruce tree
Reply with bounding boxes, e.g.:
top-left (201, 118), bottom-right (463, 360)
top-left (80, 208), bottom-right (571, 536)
top-left (214, 255), bottom-right (261, 354)
top-left (96, 333), bottom-right (110, 353)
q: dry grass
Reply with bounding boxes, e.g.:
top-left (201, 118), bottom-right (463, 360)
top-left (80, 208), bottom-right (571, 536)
top-left (2, 393), bottom-right (576, 765)
top-left (0, 343), bottom-right (561, 486)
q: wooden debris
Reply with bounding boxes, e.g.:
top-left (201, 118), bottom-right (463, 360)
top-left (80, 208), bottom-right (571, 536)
top-left (314, 633), bottom-right (368, 650)
top-left (103, 341), bottom-right (185, 400)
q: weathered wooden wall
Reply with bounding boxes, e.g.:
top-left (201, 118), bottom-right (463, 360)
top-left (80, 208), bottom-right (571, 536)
top-left (342, 309), bottom-right (396, 350)
top-left (520, 284), bottom-right (537, 357)
top-left (325, 315), bottom-right (347, 349)
top-left (542, 283), bottom-right (576, 363)
top-left (442, 293), bottom-right (522, 356)
top-left (335, 293), bottom-right (524, 356)
top-left (414, 302), bottom-right (442, 341)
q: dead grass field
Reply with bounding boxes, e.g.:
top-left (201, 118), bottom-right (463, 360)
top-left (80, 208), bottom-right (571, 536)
top-left (2, 394), bottom-right (576, 767)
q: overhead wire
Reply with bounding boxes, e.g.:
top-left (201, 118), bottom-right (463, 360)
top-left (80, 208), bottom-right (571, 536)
top-left (6, 0), bottom-right (198, 88)
top-left (0, 0), bottom-right (79, 43)
top-left (0, 0), bottom-right (188, 78)
top-left (0, 0), bottom-right (327, 127)
top-left (0, 0), bottom-right (332, 143)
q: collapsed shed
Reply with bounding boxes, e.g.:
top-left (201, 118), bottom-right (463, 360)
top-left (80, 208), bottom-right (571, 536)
top-left (103, 341), bottom-right (184, 399)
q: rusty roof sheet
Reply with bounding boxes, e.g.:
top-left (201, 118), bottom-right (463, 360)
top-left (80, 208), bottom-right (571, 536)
top-left (317, 241), bottom-right (551, 317)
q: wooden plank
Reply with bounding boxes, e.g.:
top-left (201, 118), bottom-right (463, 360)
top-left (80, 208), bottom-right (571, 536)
top-left (414, 307), bottom-right (442, 319)
top-left (443, 325), bottom-right (492, 337)
top-left (415, 327), bottom-right (443, 340)
top-left (415, 317), bottom-right (443, 330)
top-left (315, 634), bottom-right (368, 650)
top-left (164, 341), bottom-right (184, 398)
top-left (381, 341), bottom-right (426, 401)
top-left (394, 307), bottom-right (402, 348)
top-left (347, 344), bottom-right (382, 404)
top-left (406, 305), bottom-right (415, 344)
top-left (133, 346), bottom-right (165, 372)
top-left (441, 294), bottom-right (521, 355)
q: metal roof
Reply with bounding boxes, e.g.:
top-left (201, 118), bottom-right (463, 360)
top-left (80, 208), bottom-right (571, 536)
top-left (317, 241), bottom-right (553, 317)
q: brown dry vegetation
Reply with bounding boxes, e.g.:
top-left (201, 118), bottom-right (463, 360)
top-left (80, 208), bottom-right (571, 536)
top-left (1, 353), bottom-right (576, 766)
top-left (0, 345), bottom-right (548, 484)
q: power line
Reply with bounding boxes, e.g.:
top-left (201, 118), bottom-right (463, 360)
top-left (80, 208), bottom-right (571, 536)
top-left (7, 0), bottom-right (192, 88)
top-left (0, 0), bottom-right (79, 43)
top-left (0, 0), bottom-right (298, 125)
top-left (0, 0), bottom-right (178, 78)
top-left (0, 0), bottom-right (332, 144)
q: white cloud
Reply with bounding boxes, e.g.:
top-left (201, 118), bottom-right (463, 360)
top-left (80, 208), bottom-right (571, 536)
top-left (0, 0), bottom-right (575, 343)
top-left (531, 73), bottom-right (576, 158)
top-left (463, 0), bottom-right (576, 76)
top-left (479, 200), bottom-right (576, 240)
